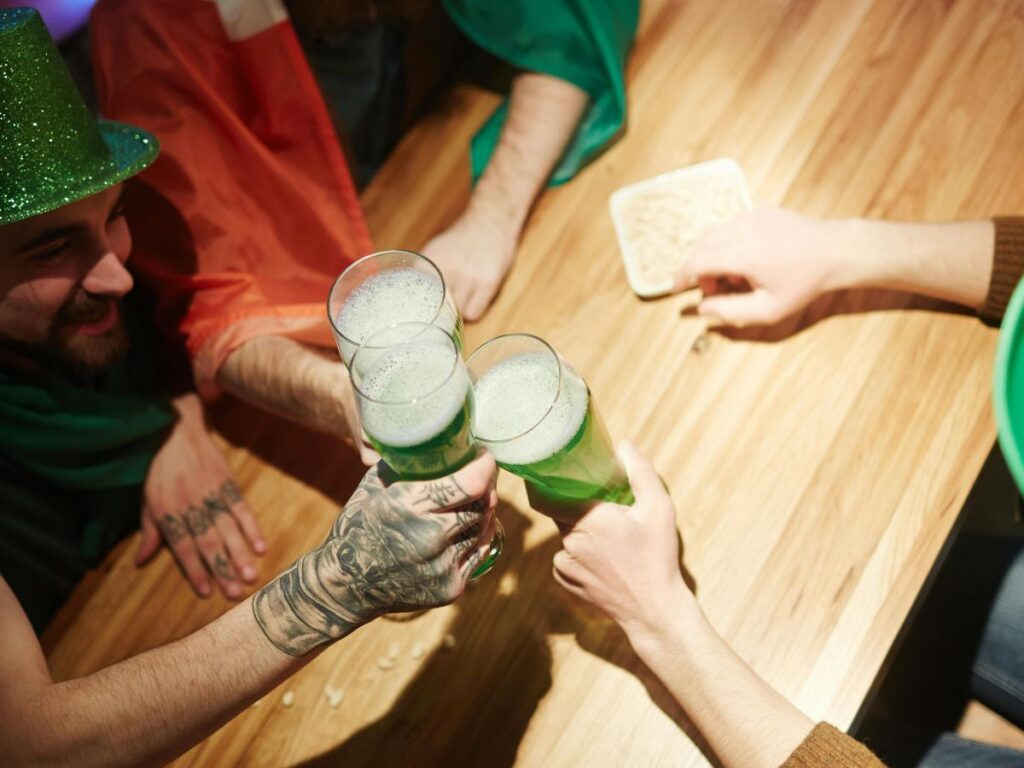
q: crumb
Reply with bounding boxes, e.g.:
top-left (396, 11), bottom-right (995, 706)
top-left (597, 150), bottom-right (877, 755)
top-left (324, 685), bottom-right (344, 708)
top-left (386, 642), bottom-right (400, 660)
top-left (281, 690), bottom-right (295, 708)
top-left (377, 657), bottom-right (397, 670)
top-left (442, 634), bottom-right (456, 650)
top-left (691, 334), bottom-right (711, 354)
top-left (497, 572), bottom-right (517, 596)
top-left (410, 642), bottom-right (425, 660)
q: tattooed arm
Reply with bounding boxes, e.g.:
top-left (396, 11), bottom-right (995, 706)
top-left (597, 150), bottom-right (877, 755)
top-left (0, 454), bottom-right (497, 767)
top-left (254, 453), bottom-right (499, 654)
top-left (140, 393), bottom-right (265, 598)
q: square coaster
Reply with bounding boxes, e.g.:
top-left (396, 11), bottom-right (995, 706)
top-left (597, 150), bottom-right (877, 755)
top-left (610, 158), bottom-right (752, 298)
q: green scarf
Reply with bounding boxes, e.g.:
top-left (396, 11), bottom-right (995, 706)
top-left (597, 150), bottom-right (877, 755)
top-left (443, 0), bottom-right (639, 185)
top-left (0, 365), bottom-right (173, 490)
top-left (0, 306), bottom-right (175, 632)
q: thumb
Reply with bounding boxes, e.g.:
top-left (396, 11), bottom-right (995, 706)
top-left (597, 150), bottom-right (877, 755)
top-left (135, 510), bottom-right (162, 565)
top-left (618, 441), bottom-right (670, 516)
top-left (698, 288), bottom-right (784, 327)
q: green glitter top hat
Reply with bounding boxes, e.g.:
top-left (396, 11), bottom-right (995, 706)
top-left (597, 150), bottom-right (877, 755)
top-left (0, 7), bottom-right (159, 226)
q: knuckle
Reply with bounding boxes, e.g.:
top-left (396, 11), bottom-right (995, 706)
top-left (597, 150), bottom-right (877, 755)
top-left (447, 579), bottom-right (466, 603)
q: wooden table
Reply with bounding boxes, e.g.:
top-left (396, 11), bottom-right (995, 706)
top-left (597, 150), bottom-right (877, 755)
top-left (44, 0), bottom-right (1024, 765)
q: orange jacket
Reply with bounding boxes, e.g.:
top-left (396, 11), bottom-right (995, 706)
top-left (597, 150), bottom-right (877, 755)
top-left (91, 0), bottom-right (373, 397)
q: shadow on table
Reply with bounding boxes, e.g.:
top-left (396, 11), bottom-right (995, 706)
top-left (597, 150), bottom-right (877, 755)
top-left (296, 499), bottom-right (560, 768)
top-left (210, 395), bottom-right (367, 505)
top-left (680, 288), bottom-right (973, 344)
top-left (296, 501), bottom-right (714, 768)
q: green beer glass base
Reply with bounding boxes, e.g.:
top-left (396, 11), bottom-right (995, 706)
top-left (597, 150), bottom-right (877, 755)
top-left (366, 400), bottom-right (475, 480)
top-left (500, 400), bottom-right (633, 512)
top-left (469, 519), bottom-right (504, 579)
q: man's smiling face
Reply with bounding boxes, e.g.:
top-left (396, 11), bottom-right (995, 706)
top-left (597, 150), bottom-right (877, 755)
top-left (0, 184), bottom-right (135, 378)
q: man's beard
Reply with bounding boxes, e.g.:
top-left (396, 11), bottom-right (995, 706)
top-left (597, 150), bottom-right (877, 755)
top-left (0, 293), bottom-right (130, 380)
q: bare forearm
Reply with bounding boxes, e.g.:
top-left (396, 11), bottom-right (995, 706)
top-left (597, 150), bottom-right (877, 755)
top-left (218, 335), bottom-right (355, 440)
top-left (469, 72), bottom-right (588, 234)
top-left (830, 219), bottom-right (994, 309)
top-left (626, 589), bottom-right (813, 768)
top-left (13, 601), bottom-right (309, 768)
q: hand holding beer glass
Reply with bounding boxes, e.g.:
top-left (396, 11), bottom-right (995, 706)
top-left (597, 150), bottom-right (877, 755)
top-left (349, 322), bottom-right (503, 577)
top-left (467, 334), bottom-right (634, 522)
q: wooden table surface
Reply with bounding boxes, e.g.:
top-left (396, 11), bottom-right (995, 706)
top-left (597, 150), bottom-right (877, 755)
top-left (43, 0), bottom-right (1024, 765)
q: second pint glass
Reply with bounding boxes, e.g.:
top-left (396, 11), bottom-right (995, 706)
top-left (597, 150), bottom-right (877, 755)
top-left (467, 334), bottom-right (633, 512)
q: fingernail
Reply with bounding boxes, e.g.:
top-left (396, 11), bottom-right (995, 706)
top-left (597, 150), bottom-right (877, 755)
top-left (254, 540), bottom-right (267, 554)
top-left (198, 583), bottom-right (211, 597)
top-left (227, 583), bottom-right (242, 599)
top-left (242, 565), bottom-right (258, 581)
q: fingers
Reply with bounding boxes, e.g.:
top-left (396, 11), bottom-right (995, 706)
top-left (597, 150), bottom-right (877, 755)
top-left (698, 287), bottom-right (786, 327)
top-left (135, 509), bottom-right (163, 565)
top-left (157, 510), bottom-right (212, 597)
top-left (220, 479), bottom-right (266, 555)
top-left (678, 227), bottom-right (746, 289)
top-left (359, 442), bottom-right (381, 467)
top-left (442, 482), bottom-right (498, 541)
top-left (407, 452), bottom-right (497, 514)
top-left (204, 492), bottom-right (258, 584)
top-left (552, 549), bottom-right (586, 591)
top-left (458, 510), bottom-right (497, 562)
top-left (459, 514), bottom-right (499, 580)
top-left (185, 504), bottom-right (244, 599)
top-left (463, 281), bottom-right (501, 323)
top-left (551, 566), bottom-right (586, 599)
top-left (617, 442), bottom-right (668, 510)
top-left (461, 286), bottom-right (483, 322)
top-left (447, 278), bottom-right (473, 321)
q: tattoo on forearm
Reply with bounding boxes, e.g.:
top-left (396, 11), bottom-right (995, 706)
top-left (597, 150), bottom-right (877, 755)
top-left (185, 504), bottom-right (213, 536)
top-left (254, 467), bottom-right (485, 656)
top-left (159, 513), bottom-right (188, 544)
top-left (221, 479), bottom-right (243, 506)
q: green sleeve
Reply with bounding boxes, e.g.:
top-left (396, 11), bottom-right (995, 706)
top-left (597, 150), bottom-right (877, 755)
top-left (442, 0), bottom-right (639, 186)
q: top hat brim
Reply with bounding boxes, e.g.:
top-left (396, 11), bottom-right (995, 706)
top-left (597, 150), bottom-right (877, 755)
top-left (994, 279), bottom-right (1024, 494)
top-left (0, 119), bottom-right (159, 226)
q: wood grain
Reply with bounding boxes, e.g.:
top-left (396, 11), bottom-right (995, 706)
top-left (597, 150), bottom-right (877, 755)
top-left (44, 1), bottom-right (1024, 765)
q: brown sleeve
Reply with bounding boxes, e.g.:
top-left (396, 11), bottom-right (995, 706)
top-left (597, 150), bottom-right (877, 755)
top-left (781, 723), bottom-right (886, 768)
top-left (979, 217), bottom-right (1024, 327)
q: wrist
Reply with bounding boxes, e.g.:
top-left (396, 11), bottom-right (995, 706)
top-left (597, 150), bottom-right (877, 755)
top-left (466, 177), bottom-right (530, 239)
top-left (821, 218), bottom-right (880, 292)
top-left (253, 550), bottom-right (368, 657)
top-left (621, 581), bottom-right (708, 660)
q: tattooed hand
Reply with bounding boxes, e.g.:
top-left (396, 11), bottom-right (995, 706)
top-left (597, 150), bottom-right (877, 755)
top-left (140, 393), bottom-right (266, 598)
top-left (254, 452), bottom-right (498, 656)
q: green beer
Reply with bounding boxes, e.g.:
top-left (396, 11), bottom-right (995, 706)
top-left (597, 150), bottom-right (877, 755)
top-left (470, 342), bottom-right (633, 507)
top-left (352, 327), bottom-right (474, 480)
top-left (329, 250), bottom-right (463, 367)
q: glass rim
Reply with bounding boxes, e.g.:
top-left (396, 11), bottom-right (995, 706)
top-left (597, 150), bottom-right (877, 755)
top-left (466, 333), bottom-right (565, 446)
top-left (350, 321), bottom-right (462, 406)
top-left (326, 248), bottom-right (450, 347)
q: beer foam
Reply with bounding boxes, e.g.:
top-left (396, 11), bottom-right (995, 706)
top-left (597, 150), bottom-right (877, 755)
top-left (337, 268), bottom-right (451, 346)
top-left (358, 341), bottom-right (469, 447)
top-left (472, 351), bottom-right (588, 466)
